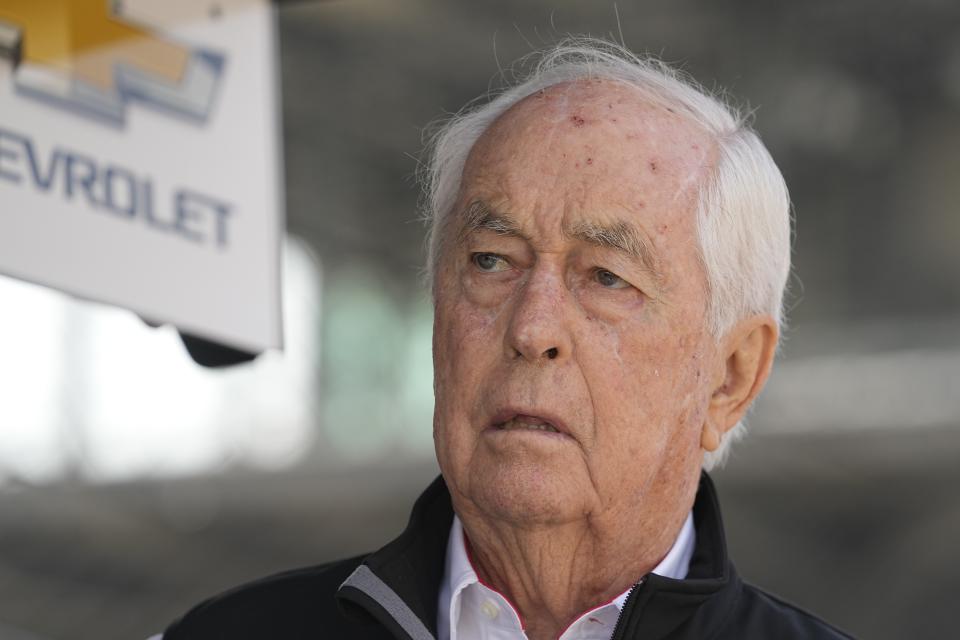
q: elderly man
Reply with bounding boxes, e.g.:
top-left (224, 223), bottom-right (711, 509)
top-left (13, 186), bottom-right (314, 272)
top-left (161, 40), bottom-right (850, 639)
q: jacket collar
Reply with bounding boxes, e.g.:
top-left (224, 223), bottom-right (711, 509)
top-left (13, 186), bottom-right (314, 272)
top-left (610, 473), bottom-right (741, 639)
top-left (337, 475), bottom-right (453, 639)
top-left (337, 473), bottom-right (739, 640)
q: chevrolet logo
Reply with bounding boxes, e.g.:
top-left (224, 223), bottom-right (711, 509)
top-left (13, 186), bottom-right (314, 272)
top-left (0, 0), bottom-right (225, 125)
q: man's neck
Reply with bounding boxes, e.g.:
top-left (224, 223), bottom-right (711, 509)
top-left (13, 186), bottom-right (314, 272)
top-left (457, 507), bottom-right (689, 640)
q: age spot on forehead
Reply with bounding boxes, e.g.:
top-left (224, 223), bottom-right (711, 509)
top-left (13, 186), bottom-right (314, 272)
top-left (571, 114), bottom-right (586, 127)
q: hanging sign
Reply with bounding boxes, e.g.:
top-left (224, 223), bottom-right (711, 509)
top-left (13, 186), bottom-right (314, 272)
top-left (0, 0), bottom-right (283, 351)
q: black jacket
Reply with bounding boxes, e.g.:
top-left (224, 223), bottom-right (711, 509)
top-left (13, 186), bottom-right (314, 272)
top-left (163, 474), bottom-right (853, 639)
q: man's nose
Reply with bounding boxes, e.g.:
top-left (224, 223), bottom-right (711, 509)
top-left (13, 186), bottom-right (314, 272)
top-left (504, 269), bottom-right (573, 363)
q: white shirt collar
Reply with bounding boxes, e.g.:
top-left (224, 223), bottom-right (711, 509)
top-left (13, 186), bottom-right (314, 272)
top-left (437, 512), bottom-right (696, 640)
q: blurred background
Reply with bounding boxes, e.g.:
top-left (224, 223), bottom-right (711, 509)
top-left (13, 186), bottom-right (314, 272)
top-left (2, 0), bottom-right (959, 638)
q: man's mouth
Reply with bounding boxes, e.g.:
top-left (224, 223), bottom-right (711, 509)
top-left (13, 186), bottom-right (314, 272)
top-left (495, 415), bottom-right (561, 433)
top-left (488, 408), bottom-right (570, 437)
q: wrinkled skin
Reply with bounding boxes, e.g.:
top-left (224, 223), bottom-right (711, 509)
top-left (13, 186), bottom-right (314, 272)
top-left (431, 79), bottom-right (776, 639)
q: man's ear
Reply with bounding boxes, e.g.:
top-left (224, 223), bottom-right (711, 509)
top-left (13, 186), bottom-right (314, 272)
top-left (701, 315), bottom-right (778, 452)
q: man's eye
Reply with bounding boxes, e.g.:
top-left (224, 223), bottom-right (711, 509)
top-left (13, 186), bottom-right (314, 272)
top-left (594, 268), bottom-right (630, 289)
top-left (472, 252), bottom-right (509, 272)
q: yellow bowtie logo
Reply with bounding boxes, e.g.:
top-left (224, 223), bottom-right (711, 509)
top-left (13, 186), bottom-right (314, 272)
top-left (0, 0), bottom-right (225, 125)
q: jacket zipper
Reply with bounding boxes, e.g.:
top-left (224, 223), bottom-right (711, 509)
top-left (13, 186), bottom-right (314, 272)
top-left (610, 577), bottom-right (644, 640)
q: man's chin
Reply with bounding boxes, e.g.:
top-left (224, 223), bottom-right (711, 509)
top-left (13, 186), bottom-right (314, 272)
top-left (466, 465), bottom-right (586, 527)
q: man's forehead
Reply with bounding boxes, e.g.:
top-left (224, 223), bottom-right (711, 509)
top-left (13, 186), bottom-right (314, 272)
top-left (511, 78), bottom-right (662, 120)
top-left (482, 78), bottom-right (707, 146)
top-left (463, 80), bottom-right (715, 209)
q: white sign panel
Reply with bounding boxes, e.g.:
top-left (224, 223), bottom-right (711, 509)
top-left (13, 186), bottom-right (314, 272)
top-left (0, 0), bottom-right (283, 352)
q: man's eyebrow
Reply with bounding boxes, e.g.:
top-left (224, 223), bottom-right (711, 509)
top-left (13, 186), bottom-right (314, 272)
top-left (458, 201), bottom-right (663, 283)
top-left (459, 200), bottom-right (524, 239)
top-left (567, 219), bottom-right (663, 281)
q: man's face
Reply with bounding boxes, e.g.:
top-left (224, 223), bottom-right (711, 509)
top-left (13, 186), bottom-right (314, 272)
top-left (433, 80), bottom-right (721, 529)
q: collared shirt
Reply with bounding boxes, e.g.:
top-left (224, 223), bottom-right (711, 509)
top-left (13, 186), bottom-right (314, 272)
top-left (437, 512), bottom-right (696, 640)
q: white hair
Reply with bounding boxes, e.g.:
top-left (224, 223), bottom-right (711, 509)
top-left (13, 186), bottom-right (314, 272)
top-left (421, 38), bottom-right (791, 470)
